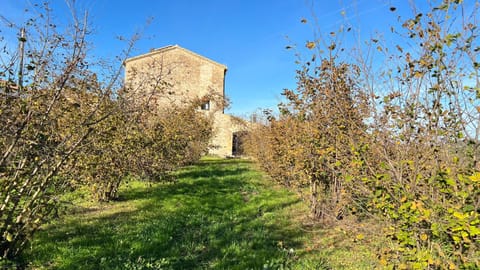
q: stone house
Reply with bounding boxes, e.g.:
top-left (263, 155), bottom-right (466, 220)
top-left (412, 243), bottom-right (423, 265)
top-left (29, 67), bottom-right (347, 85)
top-left (124, 45), bottom-right (246, 157)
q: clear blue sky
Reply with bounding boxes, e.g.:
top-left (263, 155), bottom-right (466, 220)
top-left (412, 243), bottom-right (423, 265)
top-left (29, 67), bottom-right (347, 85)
top-left (3, 0), bottom-right (430, 116)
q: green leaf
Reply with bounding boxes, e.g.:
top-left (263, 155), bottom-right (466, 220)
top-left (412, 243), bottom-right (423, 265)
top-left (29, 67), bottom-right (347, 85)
top-left (462, 204), bottom-right (475, 212)
top-left (445, 177), bottom-right (456, 188)
top-left (470, 226), bottom-right (480, 236)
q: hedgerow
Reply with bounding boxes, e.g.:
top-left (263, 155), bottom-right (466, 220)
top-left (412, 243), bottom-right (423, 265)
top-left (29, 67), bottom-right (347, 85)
top-left (246, 1), bottom-right (479, 268)
top-left (0, 2), bottom-right (214, 261)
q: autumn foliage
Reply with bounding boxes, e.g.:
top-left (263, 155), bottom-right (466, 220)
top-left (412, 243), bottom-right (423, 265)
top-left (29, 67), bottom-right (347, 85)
top-left (246, 1), bottom-right (479, 268)
top-left (0, 3), bottom-right (213, 261)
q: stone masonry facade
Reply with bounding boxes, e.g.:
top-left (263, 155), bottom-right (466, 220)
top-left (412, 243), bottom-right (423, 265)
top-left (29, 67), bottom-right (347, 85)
top-left (124, 45), bottom-right (245, 157)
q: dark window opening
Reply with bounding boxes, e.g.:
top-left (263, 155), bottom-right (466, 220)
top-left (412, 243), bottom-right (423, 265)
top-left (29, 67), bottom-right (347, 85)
top-left (201, 100), bottom-right (210, 110)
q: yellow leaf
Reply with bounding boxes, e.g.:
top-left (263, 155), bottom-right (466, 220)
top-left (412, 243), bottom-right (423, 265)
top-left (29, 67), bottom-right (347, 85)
top-left (468, 172), bottom-right (480, 182)
top-left (306, 41), bottom-right (316, 49)
top-left (453, 211), bottom-right (467, 220)
top-left (356, 233), bottom-right (364, 240)
top-left (420, 233), bottom-right (428, 241)
top-left (419, 58), bottom-right (430, 67)
top-left (414, 71), bottom-right (423, 78)
top-left (5, 232), bottom-right (13, 242)
top-left (422, 209), bottom-right (432, 219)
top-left (411, 202), bottom-right (417, 210)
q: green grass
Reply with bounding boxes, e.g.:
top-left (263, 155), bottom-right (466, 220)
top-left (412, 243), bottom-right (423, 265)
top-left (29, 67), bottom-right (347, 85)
top-left (23, 157), bottom-right (378, 269)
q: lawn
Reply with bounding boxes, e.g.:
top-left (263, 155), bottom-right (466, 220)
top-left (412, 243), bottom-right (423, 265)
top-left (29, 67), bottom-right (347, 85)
top-left (23, 157), bottom-right (378, 269)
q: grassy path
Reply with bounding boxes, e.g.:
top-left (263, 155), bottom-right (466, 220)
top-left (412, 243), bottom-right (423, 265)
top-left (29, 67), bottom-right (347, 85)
top-left (24, 158), bottom-right (376, 269)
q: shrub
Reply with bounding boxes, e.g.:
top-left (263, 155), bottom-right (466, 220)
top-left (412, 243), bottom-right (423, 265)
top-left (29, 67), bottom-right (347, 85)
top-left (246, 0), bottom-right (479, 267)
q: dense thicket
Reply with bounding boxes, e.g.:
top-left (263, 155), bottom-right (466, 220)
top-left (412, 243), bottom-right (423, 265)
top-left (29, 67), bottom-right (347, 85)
top-left (246, 1), bottom-right (479, 268)
top-left (0, 2), bottom-right (213, 261)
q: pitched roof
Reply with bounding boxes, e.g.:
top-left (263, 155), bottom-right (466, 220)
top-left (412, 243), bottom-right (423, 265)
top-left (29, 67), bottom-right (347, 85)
top-left (0, 79), bottom-right (19, 90)
top-left (125, 45), bottom-right (227, 70)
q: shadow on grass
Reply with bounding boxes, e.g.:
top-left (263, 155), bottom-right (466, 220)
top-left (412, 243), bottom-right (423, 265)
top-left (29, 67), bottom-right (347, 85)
top-left (25, 158), bottom-right (307, 269)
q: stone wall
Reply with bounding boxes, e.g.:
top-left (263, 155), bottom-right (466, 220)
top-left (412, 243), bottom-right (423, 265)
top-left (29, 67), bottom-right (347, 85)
top-left (124, 45), bottom-right (245, 157)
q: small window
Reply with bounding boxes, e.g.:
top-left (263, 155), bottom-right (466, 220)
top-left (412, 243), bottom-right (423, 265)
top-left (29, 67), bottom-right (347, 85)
top-left (201, 100), bottom-right (210, 110)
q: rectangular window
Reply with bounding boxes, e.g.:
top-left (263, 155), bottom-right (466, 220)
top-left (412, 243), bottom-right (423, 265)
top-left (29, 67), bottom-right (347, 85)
top-left (201, 100), bottom-right (210, 110)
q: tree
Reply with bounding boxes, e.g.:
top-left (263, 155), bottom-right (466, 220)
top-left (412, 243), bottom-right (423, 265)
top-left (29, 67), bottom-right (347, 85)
top-left (0, 2), bottom-right (134, 259)
top-left (246, 0), bottom-right (479, 267)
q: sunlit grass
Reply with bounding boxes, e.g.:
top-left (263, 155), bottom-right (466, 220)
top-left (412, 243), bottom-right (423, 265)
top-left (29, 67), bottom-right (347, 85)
top-left (23, 157), bottom-right (378, 269)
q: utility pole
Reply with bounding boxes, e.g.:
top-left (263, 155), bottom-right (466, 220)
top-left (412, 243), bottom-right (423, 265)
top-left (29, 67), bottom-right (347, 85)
top-left (18, 27), bottom-right (26, 91)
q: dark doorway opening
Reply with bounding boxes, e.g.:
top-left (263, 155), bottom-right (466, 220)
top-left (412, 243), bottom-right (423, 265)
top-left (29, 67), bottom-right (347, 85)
top-left (232, 131), bottom-right (247, 156)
